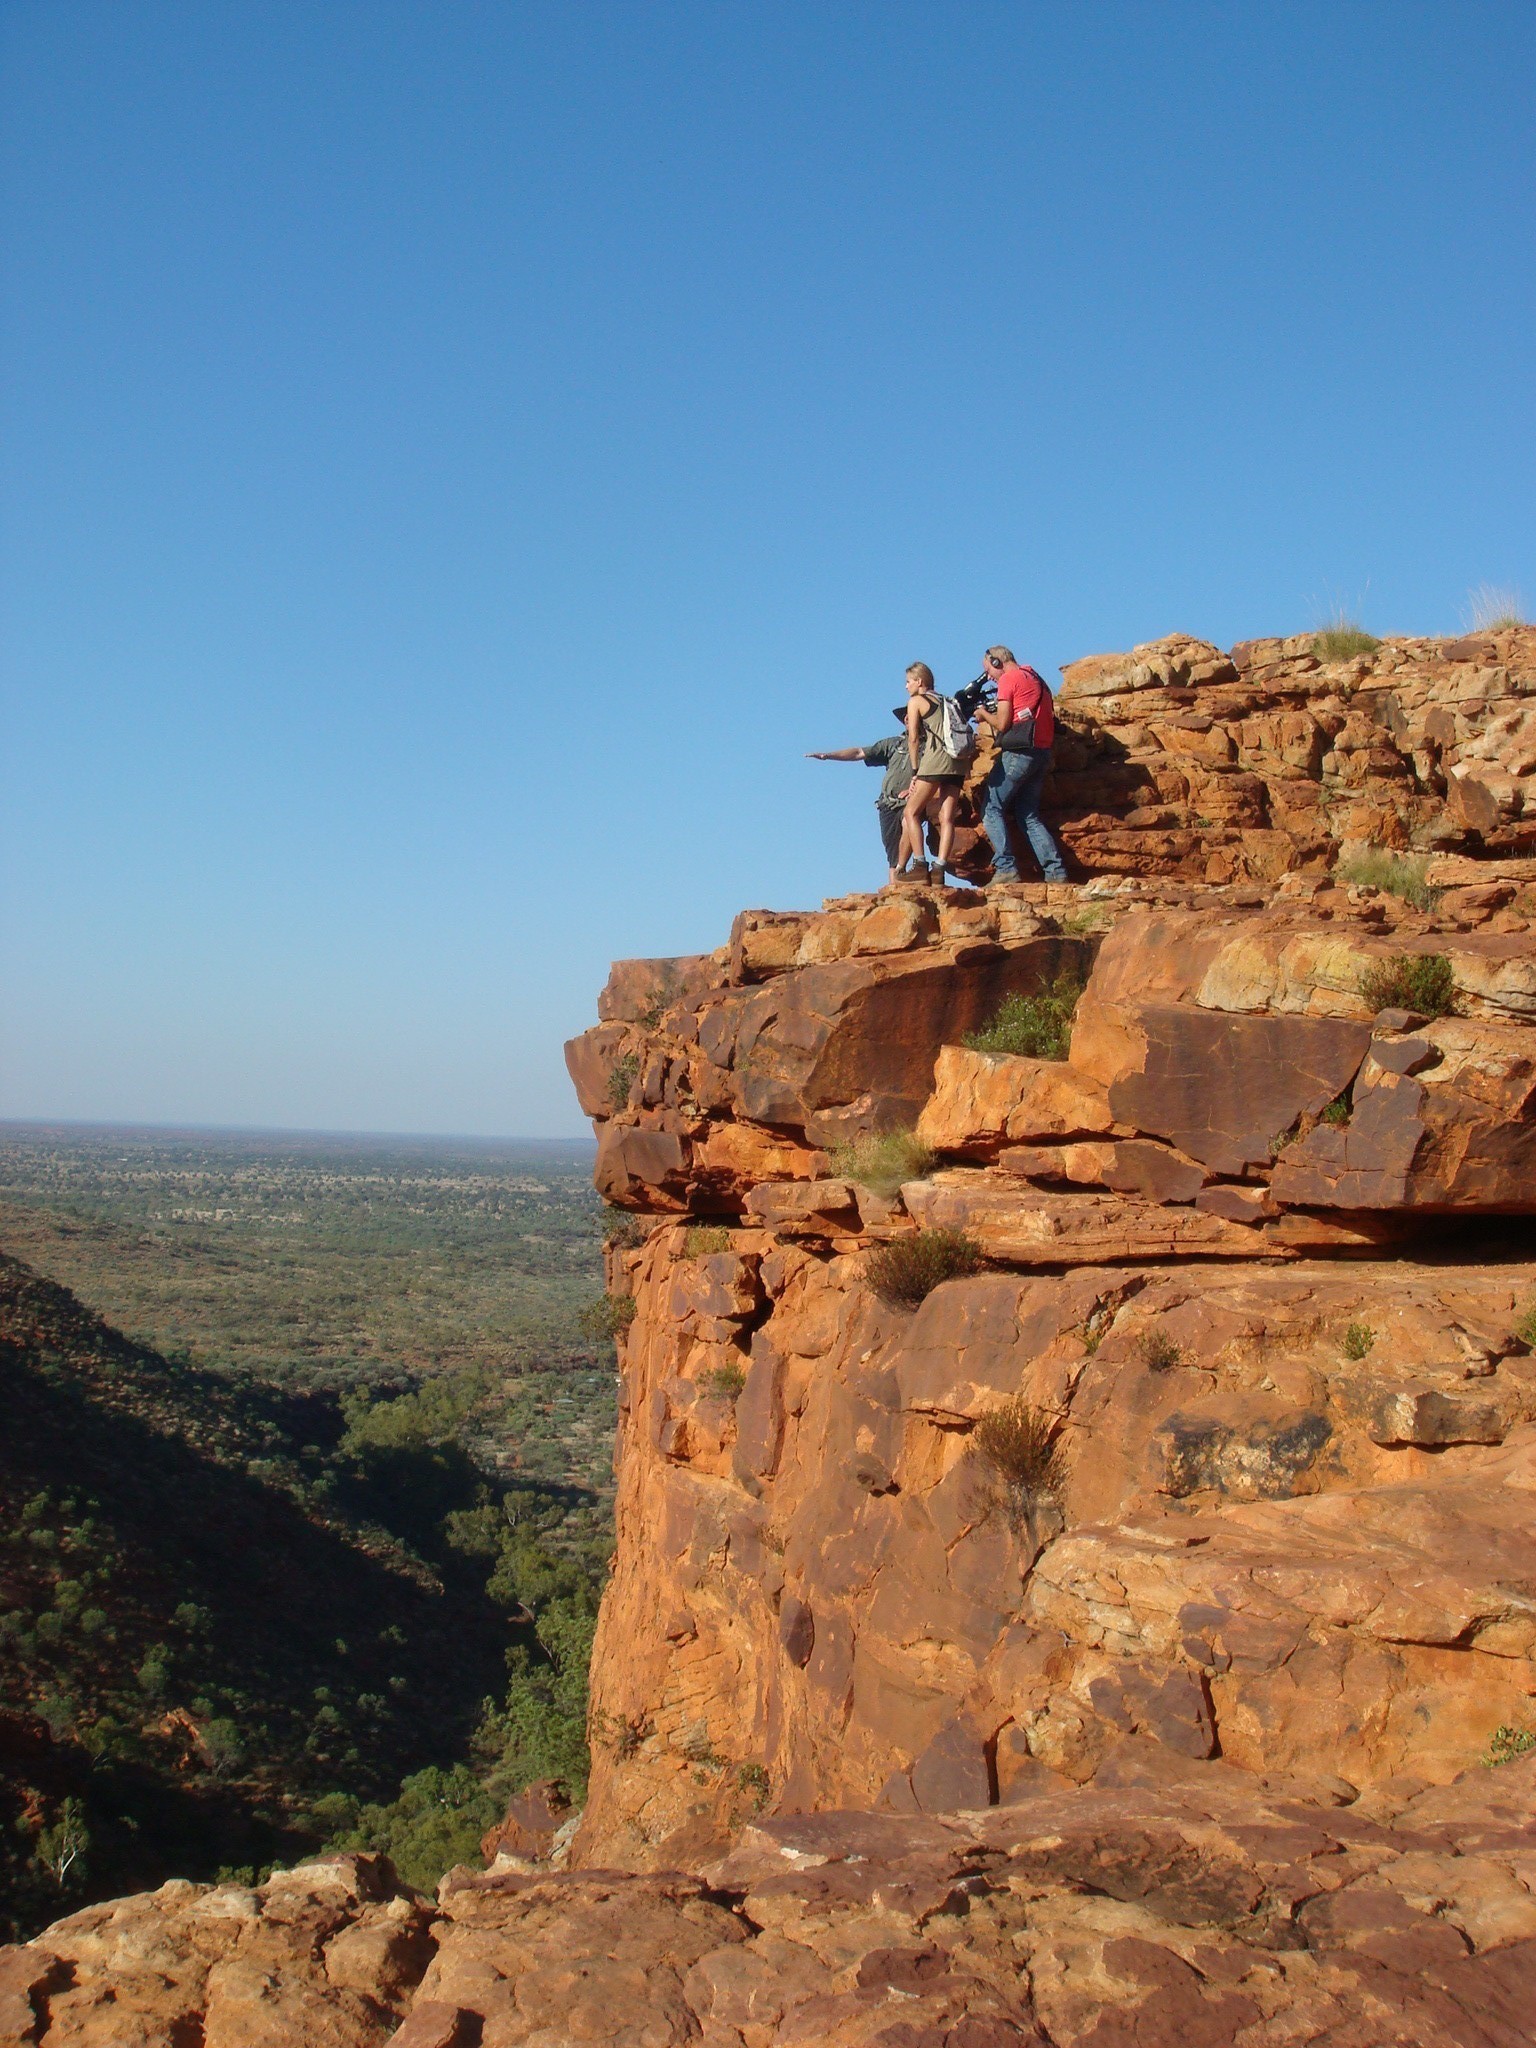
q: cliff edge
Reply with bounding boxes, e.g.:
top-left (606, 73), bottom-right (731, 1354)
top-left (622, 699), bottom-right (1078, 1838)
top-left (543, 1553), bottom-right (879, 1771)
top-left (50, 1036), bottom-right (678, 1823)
top-left (6, 626), bottom-right (1536, 2046)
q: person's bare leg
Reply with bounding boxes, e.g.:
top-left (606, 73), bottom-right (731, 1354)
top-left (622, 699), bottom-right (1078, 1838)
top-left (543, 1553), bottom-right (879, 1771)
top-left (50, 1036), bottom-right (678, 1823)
top-left (900, 781), bottom-right (937, 873)
top-left (936, 791), bottom-right (959, 867)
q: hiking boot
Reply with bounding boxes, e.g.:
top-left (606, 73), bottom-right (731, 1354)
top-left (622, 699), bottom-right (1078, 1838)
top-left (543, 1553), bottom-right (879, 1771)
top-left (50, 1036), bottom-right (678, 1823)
top-left (896, 862), bottom-right (930, 886)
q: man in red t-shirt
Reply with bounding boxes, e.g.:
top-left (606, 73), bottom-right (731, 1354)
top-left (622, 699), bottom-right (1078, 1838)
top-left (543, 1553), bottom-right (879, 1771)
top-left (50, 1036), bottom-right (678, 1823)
top-left (975, 644), bottom-right (1067, 883)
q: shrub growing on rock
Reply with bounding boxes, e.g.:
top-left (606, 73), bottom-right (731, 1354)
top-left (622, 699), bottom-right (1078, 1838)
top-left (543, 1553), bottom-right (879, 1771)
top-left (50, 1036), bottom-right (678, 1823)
top-left (683, 1225), bottom-right (732, 1258)
top-left (607, 1053), bottom-right (640, 1110)
top-left (970, 1396), bottom-right (1067, 1545)
top-left (699, 1360), bottom-right (747, 1400)
top-left (1342, 1322), bottom-right (1375, 1360)
top-left (1358, 952), bottom-right (1455, 1018)
top-left (1313, 615), bottom-right (1381, 662)
top-left (1483, 1724), bottom-right (1535, 1768)
top-left (1336, 848), bottom-right (1439, 912)
top-left (865, 1229), bottom-right (983, 1309)
top-left (963, 973), bottom-right (1084, 1061)
top-left (604, 1210), bottom-right (646, 1250)
top-left (831, 1127), bottom-right (934, 1197)
top-left (1516, 1301), bottom-right (1536, 1350)
top-left (578, 1293), bottom-right (637, 1339)
top-left (1138, 1330), bottom-right (1183, 1372)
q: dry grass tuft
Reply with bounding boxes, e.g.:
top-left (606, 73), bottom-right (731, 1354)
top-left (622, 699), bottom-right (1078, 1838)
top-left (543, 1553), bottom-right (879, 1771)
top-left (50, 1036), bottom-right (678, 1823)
top-left (1466, 584), bottom-right (1527, 633)
top-left (1313, 609), bottom-right (1381, 662)
top-left (831, 1128), bottom-right (934, 1198)
top-left (1336, 847), bottom-right (1439, 911)
top-left (970, 1395), bottom-right (1068, 1543)
top-left (865, 1229), bottom-right (984, 1309)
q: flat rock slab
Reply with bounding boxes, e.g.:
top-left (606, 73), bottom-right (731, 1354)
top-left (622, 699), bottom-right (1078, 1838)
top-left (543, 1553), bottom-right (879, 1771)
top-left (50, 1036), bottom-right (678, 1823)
top-left (902, 1168), bottom-right (1396, 1263)
top-left (18, 1766), bottom-right (1536, 2047)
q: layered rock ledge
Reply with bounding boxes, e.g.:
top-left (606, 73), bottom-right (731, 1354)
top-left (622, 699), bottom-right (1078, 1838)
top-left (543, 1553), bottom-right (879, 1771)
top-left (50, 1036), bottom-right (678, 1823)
top-left (7, 1764), bottom-right (1535, 2045)
top-left (9, 627), bottom-right (1536, 2047)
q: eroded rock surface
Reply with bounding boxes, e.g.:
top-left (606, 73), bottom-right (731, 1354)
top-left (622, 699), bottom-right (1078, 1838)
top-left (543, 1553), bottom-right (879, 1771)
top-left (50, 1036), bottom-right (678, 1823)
top-left (550, 635), bottom-right (1536, 2038)
top-left (0, 1854), bottom-right (434, 2047)
top-left (10, 1767), bottom-right (1535, 2045)
top-left (18, 629), bottom-right (1536, 2047)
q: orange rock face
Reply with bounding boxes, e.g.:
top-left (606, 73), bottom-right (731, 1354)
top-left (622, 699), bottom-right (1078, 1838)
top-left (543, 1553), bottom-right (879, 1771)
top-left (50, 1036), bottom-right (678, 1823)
top-left (21, 631), bottom-right (1536, 2048)
top-left (16, 1766), bottom-right (1536, 2044)
top-left (1046, 624), bottom-right (1536, 882)
top-left (558, 693), bottom-right (1536, 2033)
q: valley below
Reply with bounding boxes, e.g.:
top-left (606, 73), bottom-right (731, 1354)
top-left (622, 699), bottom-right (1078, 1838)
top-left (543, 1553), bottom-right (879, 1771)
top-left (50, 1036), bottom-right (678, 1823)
top-left (0, 1127), bottom-right (613, 1942)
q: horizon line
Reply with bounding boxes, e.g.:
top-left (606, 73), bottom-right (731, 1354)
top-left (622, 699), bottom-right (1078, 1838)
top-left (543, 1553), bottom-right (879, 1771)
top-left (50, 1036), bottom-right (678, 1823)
top-left (0, 1116), bottom-right (596, 1149)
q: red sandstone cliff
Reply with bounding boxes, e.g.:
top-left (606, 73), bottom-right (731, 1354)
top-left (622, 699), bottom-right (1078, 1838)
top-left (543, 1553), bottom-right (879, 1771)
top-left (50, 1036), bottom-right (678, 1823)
top-left (6, 626), bottom-right (1536, 2047)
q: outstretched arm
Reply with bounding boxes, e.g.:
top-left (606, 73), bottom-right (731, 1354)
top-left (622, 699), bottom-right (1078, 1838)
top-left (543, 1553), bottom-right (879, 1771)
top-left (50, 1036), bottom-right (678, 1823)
top-left (805, 748), bottom-right (865, 761)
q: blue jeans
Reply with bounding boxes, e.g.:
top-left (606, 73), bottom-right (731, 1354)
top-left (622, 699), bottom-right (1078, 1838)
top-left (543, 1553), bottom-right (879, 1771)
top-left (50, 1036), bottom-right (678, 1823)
top-left (982, 747), bottom-right (1067, 881)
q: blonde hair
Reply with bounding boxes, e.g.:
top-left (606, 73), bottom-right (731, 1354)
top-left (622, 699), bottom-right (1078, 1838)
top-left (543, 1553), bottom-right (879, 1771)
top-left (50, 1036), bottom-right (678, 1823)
top-left (906, 662), bottom-right (935, 689)
top-left (986, 645), bottom-right (1016, 666)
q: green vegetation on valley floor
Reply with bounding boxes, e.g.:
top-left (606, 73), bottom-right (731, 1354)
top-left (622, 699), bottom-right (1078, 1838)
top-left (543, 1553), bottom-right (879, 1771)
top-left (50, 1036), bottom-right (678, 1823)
top-left (0, 1124), bottom-right (616, 1933)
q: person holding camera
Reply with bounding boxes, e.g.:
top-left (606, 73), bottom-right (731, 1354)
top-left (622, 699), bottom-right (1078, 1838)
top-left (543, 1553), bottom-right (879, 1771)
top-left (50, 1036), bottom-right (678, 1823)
top-left (974, 644), bottom-right (1068, 884)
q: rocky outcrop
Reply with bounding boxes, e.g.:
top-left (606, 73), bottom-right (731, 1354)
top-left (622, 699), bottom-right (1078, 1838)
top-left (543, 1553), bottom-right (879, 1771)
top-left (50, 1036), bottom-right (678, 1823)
top-left (568, 863), bottom-right (1536, 1883)
top-left (15, 627), bottom-right (1536, 2048)
top-left (0, 1855), bottom-right (434, 2046)
top-left (8, 1762), bottom-right (1535, 2045)
top-left (1046, 625), bottom-right (1536, 881)
top-left (556, 632), bottom-right (1536, 2041)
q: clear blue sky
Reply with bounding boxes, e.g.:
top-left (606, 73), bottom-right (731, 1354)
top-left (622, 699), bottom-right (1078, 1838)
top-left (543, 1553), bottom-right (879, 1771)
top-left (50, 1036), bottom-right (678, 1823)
top-left (2, 2), bottom-right (1532, 1137)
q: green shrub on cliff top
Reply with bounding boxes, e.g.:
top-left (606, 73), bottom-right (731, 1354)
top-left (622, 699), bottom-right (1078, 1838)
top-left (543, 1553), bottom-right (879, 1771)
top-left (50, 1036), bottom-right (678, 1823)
top-left (963, 974), bottom-right (1084, 1061)
top-left (1313, 614), bottom-right (1381, 662)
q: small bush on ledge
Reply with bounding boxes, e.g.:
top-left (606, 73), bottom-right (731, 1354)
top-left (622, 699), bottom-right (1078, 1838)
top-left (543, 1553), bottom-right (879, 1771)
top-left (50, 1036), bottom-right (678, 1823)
top-left (832, 1127), bottom-right (934, 1197)
top-left (866, 1229), bottom-right (984, 1309)
top-left (1358, 952), bottom-right (1456, 1018)
top-left (699, 1360), bottom-right (747, 1401)
top-left (607, 1053), bottom-right (640, 1110)
top-left (683, 1225), bottom-right (732, 1258)
top-left (970, 1395), bottom-right (1068, 1545)
top-left (578, 1293), bottom-right (638, 1340)
top-left (1483, 1724), bottom-right (1536, 1768)
top-left (1313, 617), bottom-right (1381, 662)
top-left (1336, 848), bottom-right (1440, 912)
top-left (603, 1210), bottom-right (647, 1251)
top-left (1138, 1330), bottom-right (1183, 1372)
top-left (1342, 1322), bottom-right (1375, 1360)
top-left (963, 972), bottom-right (1085, 1061)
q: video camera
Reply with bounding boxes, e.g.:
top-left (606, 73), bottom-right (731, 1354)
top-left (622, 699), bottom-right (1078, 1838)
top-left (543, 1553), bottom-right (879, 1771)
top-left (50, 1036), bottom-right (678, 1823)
top-left (952, 673), bottom-right (996, 720)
